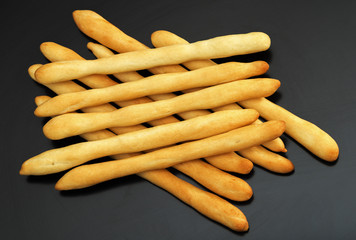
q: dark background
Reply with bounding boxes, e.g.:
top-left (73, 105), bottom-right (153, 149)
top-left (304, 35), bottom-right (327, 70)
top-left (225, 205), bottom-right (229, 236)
top-left (1, 0), bottom-right (355, 239)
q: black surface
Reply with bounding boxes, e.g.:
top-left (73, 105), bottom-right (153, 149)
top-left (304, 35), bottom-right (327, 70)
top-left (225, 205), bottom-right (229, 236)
top-left (2, 0), bottom-right (356, 239)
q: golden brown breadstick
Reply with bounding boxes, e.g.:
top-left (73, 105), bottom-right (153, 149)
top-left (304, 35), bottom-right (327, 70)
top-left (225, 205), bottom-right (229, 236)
top-left (238, 146), bottom-right (294, 173)
top-left (20, 109), bottom-right (259, 175)
top-left (33, 98), bottom-right (249, 232)
top-left (138, 169), bottom-right (249, 232)
top-left (74, 13), bottom-right (290, 173)
top-left (40, 42), bottom-right (253, 174)
top-left (34, 62), bottom-right (264, 117)
top-left (87, 42), bottom-right (255, 174)
top-left (150, 29), bottom-right (286, 153)
top-left (34, 95), bottom-right (253, 202)
top-left (55, 120), bottom-right (286, 190)
top-left (238, 98), bottom-right (339, 161)
top-left (150, 30), bottom-right (338, 162)
top-left (43, 79), bottom-right (280, 140)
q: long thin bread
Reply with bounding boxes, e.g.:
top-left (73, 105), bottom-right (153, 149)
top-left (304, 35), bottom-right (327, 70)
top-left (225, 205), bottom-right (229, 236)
top-left (43, 78), bottom-right (280, 140)
top-left (34, 96), bottom-right (253, 202)
top-left (55, 120), bottom-right (286, 190)
top-left (72, 11), bottom-right (292, 173)
top-left (33, 97), bottom-right (249, 232)
top-left (34, 31), bottom-right (270, 83)
top-left (34, 62), bottom-right (263, 117)
top-left (238, 98), bottom-right (339, 161)
top-left (150, 29), bottom-right (286, 153)
top-left (150, 30), bottom-right (338, 162)
top-left (38, 42), bottom-right (253, 175)
top-left (20, 109), bottom-right (259, 175)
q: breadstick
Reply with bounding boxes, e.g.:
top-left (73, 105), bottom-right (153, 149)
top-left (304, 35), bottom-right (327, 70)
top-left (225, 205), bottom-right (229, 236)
top-left (55, 120), bottom-right (286, 190)
top-left (35, 18), bottom-right (270, 83)
top-left (238, 146), bottom-right (294, 173)
top-left (150, 29), bottom-right (286, 153)
top-left (34, 95), bottom-right (253, 202)
top-left (33, 98), bottom-right (249, 231)
top-left (138, 169), bottom-right (249, 232)
top-left (150, 30), bottom-right (338, 162)
top-left (39, 42), bottom-right (253, 175)
top-left (74, 13), bottom-right (290, 173)
top-left (87, 42), bottom-right (254, 174)
top-left (34, 62), bottom-right (265, 117)
top-left (43, 78), bottom-right (279, 140)
top-left (238, 98), bottom-right (339, 161)
top-left (20, 109), bottom-right (259, 175)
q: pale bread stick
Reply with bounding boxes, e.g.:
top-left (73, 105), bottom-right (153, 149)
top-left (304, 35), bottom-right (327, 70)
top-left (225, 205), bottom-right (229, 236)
top-left (36, 14), bottom-right (270, 84)
top-left (150, 29), bottom-right (286, 153)
top-left (55, 120), bottom-right (286, 190)
top-left (87, 42), bottom-right (255, 174)
top-left (138, 169), bottom-right (249, 232)
top-left (150, 30), bottom-right (338, 161)
top-left (40, 42), bottom-right (253, 175)
top-left (20, 109), bottom-right (259, 175)
top-left (238, 146), bottom-right (294, 173)
top-left (43, 79), bottom-right (280, 140)
top-left (76, 15), bottom-right (290, 174)
top-left (150, 30), bottom-right (294, 173)
top-left (34, 62), bottom-right (266, 117)
top-left (34, 95), bottom-right (253, 202)
top-left (238, 98), bottom-right (339, 161)
top-left (33, 98), bottom-right (249, 231)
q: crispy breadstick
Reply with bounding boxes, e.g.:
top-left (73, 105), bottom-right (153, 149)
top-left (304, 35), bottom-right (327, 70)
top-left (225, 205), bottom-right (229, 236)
top-left (87, 42), bottom-right (254, 174)
top-left (35, 62), bottom-right (265, 117)
top-left (150, 30), bottom-right (338, 162)
top-left (73, 12), bottom-right (291, 173)
top-left (238, 146), bottom-right (294, 173)
top-left (34, 31), bottom-right (270, 84)
top-left (43, 79), bottom-right (280, 140)
top-left (238, 98), bottom-right (339, 161)
top-left (20, 109), bottom-right (259, 175)
top-left (33, 98), bottom-right (249, 231)
top-left (139, 169), bottom-right (249, 231)
top-left (150, 30), bottom-right (286, 153)
top-left (39, 42), bottom-right (253, 175)
top-left (34, 95), bottom-right (253, 202)
top-left (55, 120), bottom-right (286, 190)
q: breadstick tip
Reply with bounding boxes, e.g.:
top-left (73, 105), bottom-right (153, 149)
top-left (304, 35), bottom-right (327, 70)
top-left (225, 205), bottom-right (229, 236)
top-left (253, 60), bottom-right (269, 74)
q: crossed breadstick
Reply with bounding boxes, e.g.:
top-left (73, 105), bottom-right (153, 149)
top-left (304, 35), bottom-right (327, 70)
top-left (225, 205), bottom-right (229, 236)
top-left (38, 42), bottom-right (255, 175)
top-left (150, 30), bottom-right (339, 162)
top-left (33, 31), bottom-right (270, 84)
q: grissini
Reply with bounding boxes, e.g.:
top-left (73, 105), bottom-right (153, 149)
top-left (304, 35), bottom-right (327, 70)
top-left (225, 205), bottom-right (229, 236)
top-left (39, 42), bottom-right (253, 175)
top-left (87, 42), bottom-right (254, 174)
top-left (72, 11), bottom-right (293, 174)
top-left (20, 109), bottom-right (259, 175)
top-left (34, 31), bottom-right (270, 83)
top-left (33, 96), bottom-right (250, 232)
top-left (34, 62), bottom-right (263, 117)
top-left (34, 92), bottom-right (253, 202)
top-left (43, 78), bottom-right (280, 140)
top-left (151, 30), bottom-right (339, 162)
top-left (238, 97), bottom-right (339, 161)
top-left (72, 11), bottom-right (269, 173)
top-left (55, 120), bottom-right (286, 190)
top-left (137, 169), bottom-right (249, 232)
top-left (150, 29), bottom-right (286, 153)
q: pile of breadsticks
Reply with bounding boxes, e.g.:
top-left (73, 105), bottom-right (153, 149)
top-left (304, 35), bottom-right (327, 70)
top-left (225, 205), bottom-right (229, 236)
top-left (20, 10), bottom-right (339, 232)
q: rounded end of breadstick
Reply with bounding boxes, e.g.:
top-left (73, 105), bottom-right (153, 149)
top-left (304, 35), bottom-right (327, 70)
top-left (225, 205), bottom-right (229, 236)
top-left (252, 32), bottom-right (271, 51)
top-left (322, 142), bottom-right (339, 162)
top-left (28, 64), bottom-right (42, 81)
top-left (253, 60), bottom-right (270, 75)
top-left (232, 218), bottom-right (249, 232)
